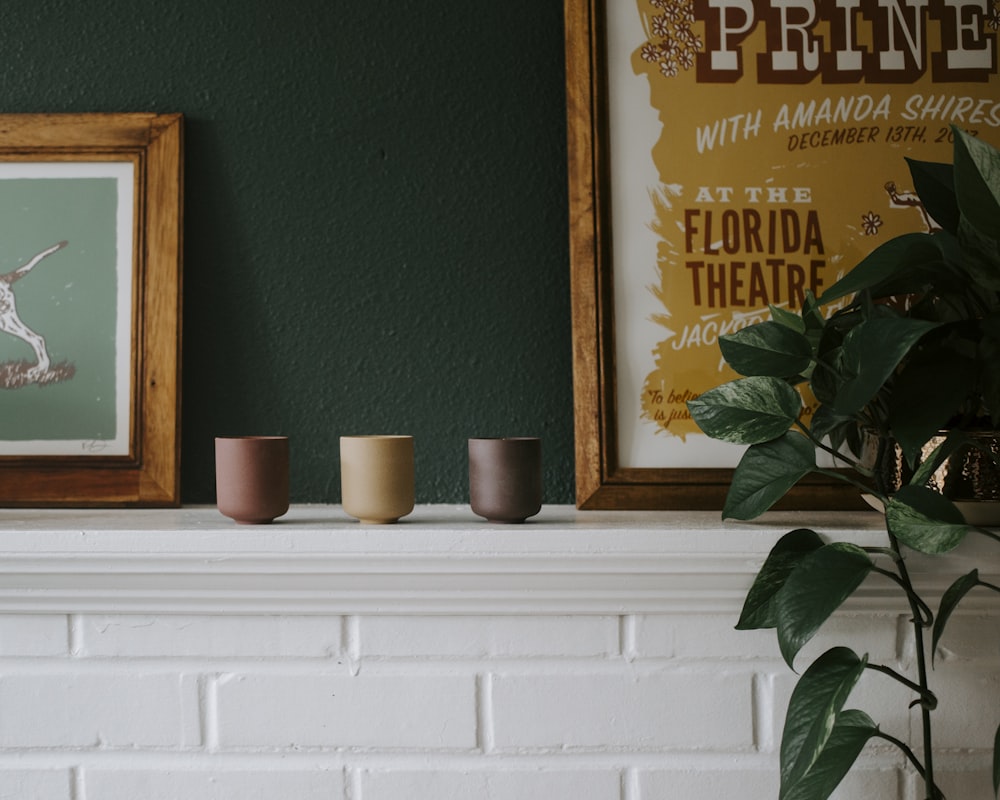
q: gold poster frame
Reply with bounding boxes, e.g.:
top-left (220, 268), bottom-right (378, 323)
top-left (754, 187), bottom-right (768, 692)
top-left (564, 0), bottom-right (865, 510)
top-left (0, 113), bottom-right (183, 507)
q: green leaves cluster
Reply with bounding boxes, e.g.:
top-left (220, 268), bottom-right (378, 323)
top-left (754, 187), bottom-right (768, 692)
top-left (687, 128), bottom-right (1000, 800)
top-left (689, 127), bottom-right (1000, 528)
top-left (736, 530), bottom-right (882, 799)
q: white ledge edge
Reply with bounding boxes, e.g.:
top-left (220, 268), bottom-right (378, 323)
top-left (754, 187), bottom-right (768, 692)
top-left (0, 505), bottom-right (993, 615)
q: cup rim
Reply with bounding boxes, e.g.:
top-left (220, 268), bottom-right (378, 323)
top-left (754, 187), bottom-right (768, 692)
top-left (340, 434), bottom-right (413, 440)
top-left (216, 435), bottom-right (288, 441)
top-left (468, 436), bottom-right (540, 442)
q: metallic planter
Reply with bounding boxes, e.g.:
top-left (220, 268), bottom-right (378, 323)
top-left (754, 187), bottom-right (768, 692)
top-left (867, 431), bottom-right (1000, 503)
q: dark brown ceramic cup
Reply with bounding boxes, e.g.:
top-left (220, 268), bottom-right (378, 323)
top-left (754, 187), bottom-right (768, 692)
top-left (468, 437), bottom-right (542, 523)
top-left (215, 436), bottom-right (290, 524)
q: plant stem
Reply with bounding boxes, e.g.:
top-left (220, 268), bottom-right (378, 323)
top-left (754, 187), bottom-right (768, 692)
top-left (793, 421), bottom-right (867, 473)
top-left (863, 546), bottom-right (900, 560)
top-left (873, 731), bottom-right (945, 800)
top-left (812, 466), bottom-right (884, 500)
top-left (869, 434), bottom-right (941, 798)
top-left (866, 662), bottom-right (937, 709)
top-left (889, 530), bottom-right (939, 799)
top-left (974, 526), bottom-right (1000, 545)
top-left (870, 565), bottom-right (935, 625)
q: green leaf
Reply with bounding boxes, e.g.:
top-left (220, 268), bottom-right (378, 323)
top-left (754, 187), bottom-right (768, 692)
top-left (817, 233), bottom-right (936, 306)
top-left (981, 322), bottom-right (1000, 428)
top-left (780, 647), bottom-right (868, 795)
top-left (889, 349), bottom-right (977, 466)
top-left (834, 317), bottom-right (939, 415)
top-left (782, 709), bottom-right (878, 800)
top-left (771, 303), bottom-right (806, 333)
top-left (933, 569), bottom-right (980, 662)
top-left (953, 126), bottom-right (1000, 239)
top-left (957, 215), bottom-right (1000, 289)
top-left (885, 484), bottom-right (970, 553)
top-left (801, 291), bottom-right (826, 339)
top-left (688, 376), bottom-right (802, 445)
top-left (776, 545), bottom-right (873, 668)
top-left (737, 529), bottom-right (826, 630)
top-left (866, 238), bottom-right (955, 300)
top-left (809, 405), bottom-right (854, 450)
top-left (906, 157), bottom-right (958, 234)
top-left (723, 432), bottom-right (817, 520)
top-left (909, 430), bottom-right (972, 488)
top-left (993, 720), bottom-right (1000, 798)
top-left (721, 322), bottom-right (813, 378)
top-left (810, 336), bottom-right (848, 408)
top-left (807, 405), bottom-right (857, 456)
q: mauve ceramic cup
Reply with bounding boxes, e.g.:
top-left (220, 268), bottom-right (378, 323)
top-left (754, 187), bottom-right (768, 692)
top-left (215, 436), bottom-right (290, 524)
top-left (468, 437), bottom-right (542, 523)
top-left (340, 435), bottom-right (415, 524)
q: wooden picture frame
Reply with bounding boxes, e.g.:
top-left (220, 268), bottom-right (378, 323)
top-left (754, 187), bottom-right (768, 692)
top-left (564, 1), bottom-right (861, 511)
top-left (0, 113), bottom-right (182, 506)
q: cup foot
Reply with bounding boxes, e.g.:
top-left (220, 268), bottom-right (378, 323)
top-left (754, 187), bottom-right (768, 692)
top-left (232, 518), bottom-right (276, 525)
top-left (486, 518), bottom-right (527, 524)
top-left (358, 518), bottom-right (399, 524)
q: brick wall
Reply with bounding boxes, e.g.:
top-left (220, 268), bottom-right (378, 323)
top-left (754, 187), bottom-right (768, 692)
top-left (2, 611), bottom-right (996, 799)
top-left (0, 507), bottom-right (996, 800)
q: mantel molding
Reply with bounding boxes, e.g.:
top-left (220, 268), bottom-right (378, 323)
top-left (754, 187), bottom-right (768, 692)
top-left (0, 505), bottom-right (994, 615)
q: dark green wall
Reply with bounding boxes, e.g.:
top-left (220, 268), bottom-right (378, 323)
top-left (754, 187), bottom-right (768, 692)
top-left (0, 1), bottom-right (574, 503)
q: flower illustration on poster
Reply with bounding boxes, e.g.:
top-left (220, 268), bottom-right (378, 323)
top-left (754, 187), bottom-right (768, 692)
top-left (606, 0), bottom-right (1000, 468)
top-left (860, 211), bottom-right (883, 236)
top-left (641, 0), bottom-right (703, 78)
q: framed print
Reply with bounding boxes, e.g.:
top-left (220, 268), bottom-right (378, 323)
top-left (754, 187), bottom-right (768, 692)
top-left (564, 0), bottom-right (999, 509)
top-left (0, 113), bottom-right (182, 506)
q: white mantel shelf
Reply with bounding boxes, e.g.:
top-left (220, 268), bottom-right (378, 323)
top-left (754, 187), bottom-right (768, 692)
top-left (0, 504), bottom-right (994, 615)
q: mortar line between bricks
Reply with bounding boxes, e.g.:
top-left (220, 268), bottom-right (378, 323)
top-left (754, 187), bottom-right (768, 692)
top-left (67, 614), bottom-right (82, 657)
top-left (345, 615), bottom-right (360, 675)
top-left (622, 765), bottom-right (639, 800)
top-left (478, 672), bottom-right (495, 754)
top-left (0, 750), bottom-right (778, 769)
top-left (70, 764), bottom-right (83, 800)
top-left (896, 765), bottom-right (909, 800)
top-left (894, 613), bottom-right (911, 662)
top-left (621, 615), bottom-right (636, 661)
top-left (203, 674), bottom-right (220, 751)
top-left (0, 750), bottom-right (913, 772)
top-left (346, 765), bottom-right (362, 800)
top-left (752, 671), bottom-right (773, 752)
top-left (0, 657), bottom-right (772, 674)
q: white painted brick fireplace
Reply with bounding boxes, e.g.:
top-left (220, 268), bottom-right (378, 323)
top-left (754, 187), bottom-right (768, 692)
top-left (0, 506), bottom-right (996, 800)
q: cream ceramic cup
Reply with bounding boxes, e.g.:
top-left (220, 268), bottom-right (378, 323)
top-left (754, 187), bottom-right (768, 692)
top-left (339, 435), bottom-right (415, 523)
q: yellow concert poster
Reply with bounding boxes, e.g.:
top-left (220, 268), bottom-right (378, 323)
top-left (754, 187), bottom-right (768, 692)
top-left (606, 0), bottom-right (1000, 468)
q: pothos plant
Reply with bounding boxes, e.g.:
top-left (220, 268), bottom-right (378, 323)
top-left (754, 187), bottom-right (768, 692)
top-left (687, 126), bottom-right (1000, 800)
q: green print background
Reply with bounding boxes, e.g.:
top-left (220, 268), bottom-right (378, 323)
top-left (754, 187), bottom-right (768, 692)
top-left (0, 177), bottom-right (121, 443)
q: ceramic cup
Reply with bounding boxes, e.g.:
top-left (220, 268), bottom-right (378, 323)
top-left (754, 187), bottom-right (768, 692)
top-left (215, 435), bottom-right (290, 524)
top-left (340, 435), bottom-right (415, 524)
top-left (468, 437), bottom-right (542, 523)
